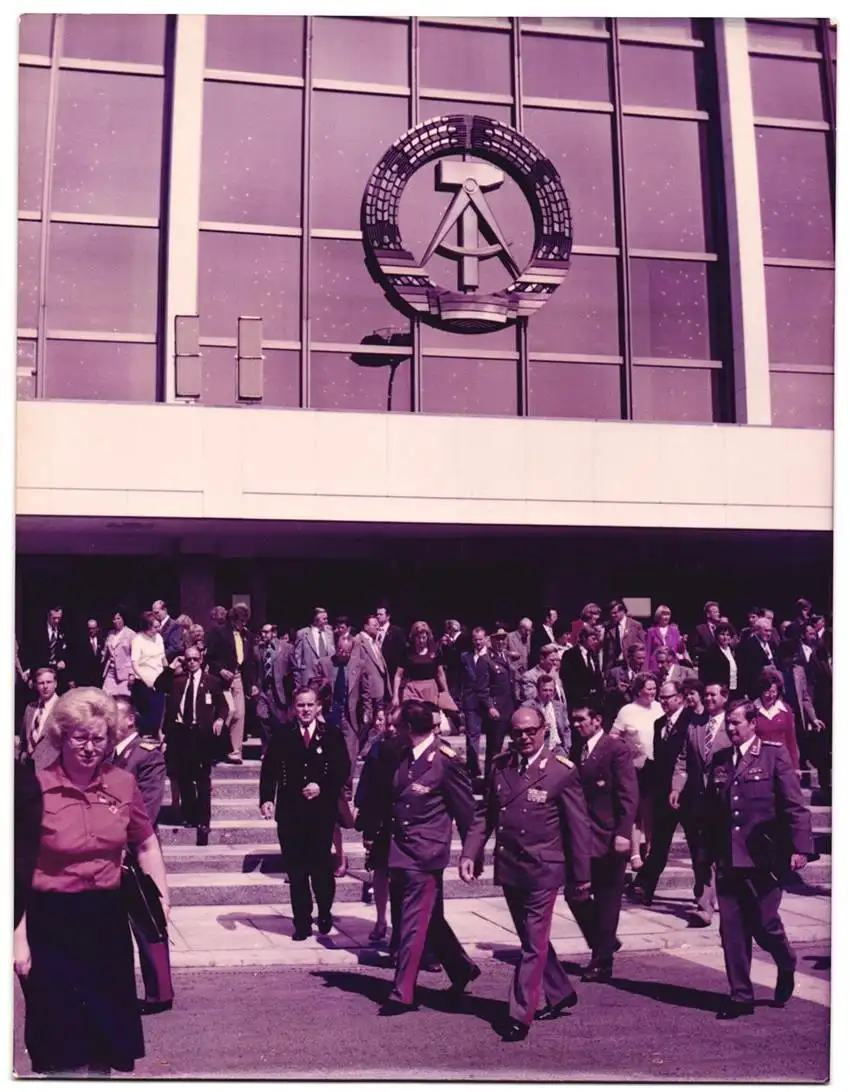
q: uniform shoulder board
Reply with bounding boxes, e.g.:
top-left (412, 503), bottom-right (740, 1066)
top-left (555, 754), bottom-right (575, 768)
top-left (762, 740), bottom-right (782, 746)
top-left (440, 745), bottom-right (457, 758)
top-left (139, 740), bottom-right (160, 750)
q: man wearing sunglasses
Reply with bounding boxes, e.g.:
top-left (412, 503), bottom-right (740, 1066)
top-left (460, 706), bottom-right (591, 1042)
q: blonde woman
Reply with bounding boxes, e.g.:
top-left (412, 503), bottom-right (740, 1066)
top-left (391, 621), bottom-right (451, 709)
top-left (13, 687), bottom-right (169, 1076)
top-left (610, 672), bottom-right (663, 872)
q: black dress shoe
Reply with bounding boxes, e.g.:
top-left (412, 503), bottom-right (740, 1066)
top-left (501, 1020), bottom-right (530, 1043)
top-left (378, 1000), bottom-right (418, 1017)
top-left (535, 992), bottom-right (578, 1020)
top-left (292, 927), bottom-right (311, 941)
top-left (196, 825), bottom-right (210, 847)
top-left (317, 914), bottom-right (333, 935)
top-left (581, 964), bottom-right (613, 984)
top-left (422, 960), bottom-right (441, 973)
top-left (446, 963), bottom-right (481, 996)
top-left (716, 1001), bottom-right (755, 1020)
top-left (138, 999), bottom-right (173, 1015)
top-left (774, 969), bottom-right (795, 1007)
top-left (181, 819), bottom-right (196, 828)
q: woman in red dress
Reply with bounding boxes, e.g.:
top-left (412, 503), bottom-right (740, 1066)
top-left (753, 667), bottom-right (800, 771)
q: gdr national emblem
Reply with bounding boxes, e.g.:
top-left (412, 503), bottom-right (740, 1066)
top-left (362, 114), bottom-right (572, 335)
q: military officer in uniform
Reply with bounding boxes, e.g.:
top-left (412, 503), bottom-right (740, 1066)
top-left (259, 686), bottom-right (350, 940)
top-left (460, 706), bottom-right (592, 1042)
top-left (566, 702), bottom-right (638, 982)
top-left (484, 626), bottom-right (516, 777)
top-left (702, 699), bottom-right (813, 1020)
top-left (358, 699), bottom-right (480, 1015)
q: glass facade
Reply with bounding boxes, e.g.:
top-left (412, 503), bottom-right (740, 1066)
top-left (16, 15), bottom-right (836, 428)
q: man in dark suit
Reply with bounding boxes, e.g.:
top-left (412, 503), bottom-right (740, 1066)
top-left (560, 627), bottom-right (604, 714)
top-left (312, 633), bottom-right (360, 781)
top-left (349, 615), bottom-right (390, 753)
top-left (73, 618), bottom-right (106, 688)
top-left (689, 600), bottom-right (722, 668)
top-left (358, 699), bottom-right (480, 1015)
top-left (670, 681), bottom-right (730, 925)
top-left (156, 646), bottom-right (229, 845)
top-left (259, 686), bottom-right (350, 940)
top-left (254, 622), bottom-right (292, 754)
top-left (566, 701), bottom-right (639, 982)
top-left (784, 598), bottom-right (814, 645)
top-left (529, 607), bottom-right (559, 669)
top-left (375, 606), bottom-right (407, 683)
top-left (460, 706), bottom-right (592, 1042)
top-left (698, 623), bottom-right (742, 700)
top-left (459, 626), bottom-right (492, 780)
top-left (737, 617), bottom-right (779, 698)
top-left (630, 680), bottom-right (695, 906)
top-left (484, 626), bottom-right (517, 775)
top-left (602, 599), bottom-right (645, 672)
top-left (152, 600), bottom-right (184, 663)
top-left (111, 696), bottom-right (173, 1015)
top-left (439, 619), bottom-right (469, 712)
top-left (702, 700), bottom-right (813, 1019)
top-left (206, 602), bottom-right (257, 764)
top-left (24, 606), bottom-right (71, 691)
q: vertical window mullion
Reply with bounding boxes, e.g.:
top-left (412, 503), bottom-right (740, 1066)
top-left (410, 16), bottom-right (421, 413)
top-left (34, 14), bottom-right (62, 399)
top-left (300, 16), bottom-right (313, 408)
top-left (609, 18), bottom-right (633, 420)
top-left (512, 16), bottom-right (528, 417)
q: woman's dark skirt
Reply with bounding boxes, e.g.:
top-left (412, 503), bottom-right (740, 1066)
top-left (23, 888), bottom-right (144, 1074)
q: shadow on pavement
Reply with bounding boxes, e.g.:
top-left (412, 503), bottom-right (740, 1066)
top-left (603, 975), bottom-right (723, 1013)
top-left (803, 953), bottom-right (830, 971)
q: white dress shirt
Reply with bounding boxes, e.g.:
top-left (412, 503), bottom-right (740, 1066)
top-left (734, 734), bottom-right (756, 766)
top-left (583, 727), bottom-right (605, 758)
top-left (412, 733), bottom-right (435, 760)
top-left (114, 731), bottom-right (139, 758)
top-left (720, 645), bottom-right (738, 690)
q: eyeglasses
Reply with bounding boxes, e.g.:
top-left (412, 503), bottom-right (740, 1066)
top-left (508, 727), bottom-right (540, 738)
top-left (185, 656), bottom-right (202, 663)
top-left (67, 734), bottom-right (109, 750)
top-left (658, 694), bottom-right (677, 703)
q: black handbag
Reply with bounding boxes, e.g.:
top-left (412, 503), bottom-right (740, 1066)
top-left (121, 854), bottom-right (167, 942)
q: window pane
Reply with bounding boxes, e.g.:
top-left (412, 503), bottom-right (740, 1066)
top-left (310, 351), bottom-right (411, 413)
top-left (198, 232), bottom-right (300, 341)
top-left (528, 255), bottom-right (621, 356)
top-left (18, 66), bottom-right (50, 212)
top-left (747, 21), bottom-right (819, 52)
top-left (311, 239), bottom-right (406, 344)
top-left (18, 340), bottom-right (37, 401)
top-left (419, 100), bottom-right (513, 125)
top-left (524, 108), bottom-right (616, 247)
top-left (201, 82), bottom-right (302, 226)
top-left (620, 43), bottom-right (701, 110)
top-left (18, 221), bottom-right (40, 329)
top-left (53, 71), bottom-right (164, 219)
top-left (19, 14), bottom-right (53, 55)
top-left (311, 92), bottom-right (408, 230)
top-left (17, 373), bottom-right (36, 401)
top-left (521, 17), bottom-right (607, 33)
top-left (521, 35), bottom-right (611, 102)
top-left (750, 56), bottom-right (826, 121)
top-left (528, 360), bottom-right (622, 420)
top-left (206, 15), bottom-right (304, 77)
top-left (420, 25), bottom-right (511, 94)
top-left (618, 18), bottom-right (698, 41)
top-left (62, 14), bottom-right (166, 66)
top-left (632, 365), bottom-right (717, 422)
top-left (770, 372), bottom-right (833, 429)
top-left (624, 117), bottom-right (711, 252)
top-left (43, 341), bottom-right (158, 402)
top-left (200, 347), bottom-right (300, 408)
top-left (421, 357), bottom-right (517, 417)
top-left (756, 128), bottom-right (833, 261)
top-left (630, 260), bottom-right (712, 359)
top-left (47, 223), bottom-right (159, 333)
top-left (313, 17), bottom-right (408, 84)
top-left (765, 267), bottom-right (834, 367)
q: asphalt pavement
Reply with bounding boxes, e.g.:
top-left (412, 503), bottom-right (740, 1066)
top-left (12, 944), bottom-right (830, 1081)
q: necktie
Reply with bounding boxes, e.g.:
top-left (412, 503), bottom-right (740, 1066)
top-left (733, 745), bottom-right (742, 768)
top-left (182, 674), bottom-right (196, 724)
top-left (318, 631), bottom-right (328, 658)
top-left (377, 630), bottom-right (385, 648)
top-left (330, 665), bottom-right (348, 726)
top-left (48, 628), bottom-right (57, 662)
top-left (91, 637), bottom-right (97, 654)
top-left (233, 630), bottom-right (244, 666)
top-left (703, 718), bottom-right (717, 762)
top-left (33, 705), bottom-right (44, 743)
top-left (663, 720), bottom-right (672, 742)
top-left (581, 742), bottom-right (589, 764)
top-left (303, 726), bottom-right (311, 748)
top-left (263, 646), bottom-right (275, 686)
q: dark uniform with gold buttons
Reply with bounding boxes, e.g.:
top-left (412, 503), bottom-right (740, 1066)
top-left (359, 734), bottom-right (478, 1009)
top-left (463, 747), bottom-right (591, 1032)
top-left (702, 735), bottom-right (812, 1013)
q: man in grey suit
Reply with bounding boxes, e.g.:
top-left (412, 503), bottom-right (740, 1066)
top-left (312, 633), bottom-right (360, 778)
top-left (254, 622), bottom-right (292, 753)
top-left (18, 667), bottom-right (61, 771)
top-left (293, 607), bottom-right (336, 688)
top-left (669, 681), bottom-right (730, 926)
top-left (349, 614), bottom-right (389, 754)
top-left (522, 675), bottom-right (570, 753)
top-left (506, 618), bottom-right (533, 677)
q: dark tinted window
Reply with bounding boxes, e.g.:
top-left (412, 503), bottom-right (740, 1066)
top-left (19, 14), bottom-right (54, 55)
top-left (62, 14), bottom-right (166, 66)
top-left (619, 43), bottom-right (701, 110)
top-left (311, 239), bottom-right (407, 345)
top-left (200, 347), bottom-right (300, 408)
top-left (770, 372), bottom-right (833, 429)
top-left (528, 255), bottom-right (621, 356)
top-left (43, 341), bottom-right (158, 402)
top-left (765, 267), bottom-right (834, 367)
top-left (421, 357), bottom-right (518, 417)
top-left (528, 360), bottom-right (622, 420)
top-left (756, 128), bottom-right (833, 261)
top-left (522, 35), bottom-right (611, 102)
top-left (420, 25), bottom-right (511, 94)
top-left (205, 15), bottom-right (304, 76)
top-left (313, 17), bottom-right (408, 84)
top-left (750, 55), bottom-right (826, 121)
top-left (310, 351), bottom-right (411, 413)
top-left (18, 221), bottom-right (40, 329)
top-left (630, 260), bottom-right (713, 360)
top-left (18, 67), bottom-right (50, 212)
top-left (632, 366), bottom-right (717, 422)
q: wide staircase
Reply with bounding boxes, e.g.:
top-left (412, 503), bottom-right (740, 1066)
top-left (160, 736), bottom-right (832, 910)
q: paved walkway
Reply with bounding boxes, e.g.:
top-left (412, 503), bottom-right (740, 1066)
top-left (164, 888), bottom-right (831, 969)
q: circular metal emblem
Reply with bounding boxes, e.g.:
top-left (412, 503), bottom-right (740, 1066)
top-left (362, 114), bottom-right (572, 335)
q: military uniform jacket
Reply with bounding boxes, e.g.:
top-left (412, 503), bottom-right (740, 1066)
top-left (464, 749), bottom-right (592, 889)
top-left (259, 720), bottom-right (350, 828)
top-left (577, 734), bottom-right (639, 858)
top-left (109, 735), bottom-right (166, 825)
top-left (486, 653), bottom-right (516, 720)
top-left (702, 737), bottom-right (813, 872)
top-left (383, 739), bottom-right (475, 872)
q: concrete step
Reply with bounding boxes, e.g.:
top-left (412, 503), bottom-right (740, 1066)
top-left (167, 857), bottom-right (832, 907)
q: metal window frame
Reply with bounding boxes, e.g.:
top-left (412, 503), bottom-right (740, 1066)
top-left (299, 15), bottom-right (313, 409)
top-left (609, 18), bottom-right (632, 421)
top-left (410, 17), bottom-right (421, 412)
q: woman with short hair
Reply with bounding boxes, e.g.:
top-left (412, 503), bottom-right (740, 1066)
top-left (645, 604), bottom-right (686, 673)
top-left (611, 672), bottom-right (663, 873)
top-left (754, 667), bottom-right (800, 771)
top-left (130, 611), bottom-right (167, 736)
top-left (102, 610), bottom-right (136, 698)
top-left (13, 687), bottom-right (169, 1076)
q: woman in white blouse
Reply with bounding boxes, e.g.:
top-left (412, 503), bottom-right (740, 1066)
top-left (610, 672), bottom-right (663, 872)
top-left (102, 611), bottom-right (136, 697)
top-left (130, 611), bottom-right (167, 736)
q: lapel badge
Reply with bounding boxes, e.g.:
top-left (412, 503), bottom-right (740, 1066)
top-left (539, 757), bottom-right (548, 770)
top-left (527, 787), bottom-right (547, 804)
top-left (596, 779), bottom-right (607, 788)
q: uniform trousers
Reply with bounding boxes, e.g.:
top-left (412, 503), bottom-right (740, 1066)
top-left (279, 822), bottom-right (335, 930)
top-left (716, 867), bottom-right (796, 1004)
top-left (483, 716), bottom-right (510, 780)
top-left (388, 869), bottom-right (476, 1006)
top-left (463, 709), bottom-right (483, 778)
top-left (639, 798), bottom-right (705, 902)
top-left (503, 885), bottom-right (575, 1026)
top-left (566, 852), bottom-right (627, 967)
top-left (169, 724), bottom-right (212, 827)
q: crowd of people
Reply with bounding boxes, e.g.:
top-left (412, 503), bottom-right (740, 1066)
top-left (12, 593), bottom-right (831, 1067)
